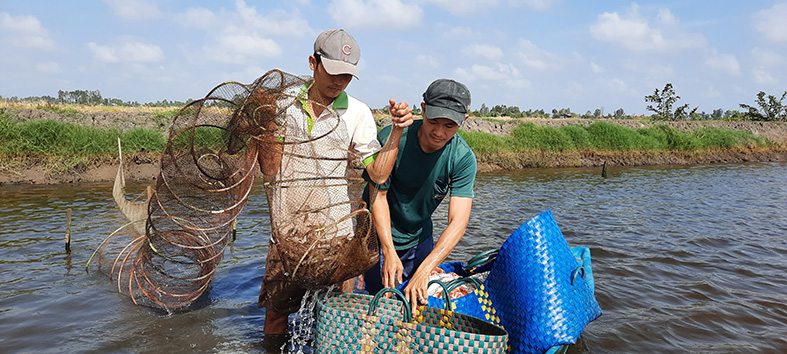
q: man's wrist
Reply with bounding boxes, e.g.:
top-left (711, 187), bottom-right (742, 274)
top-left (381, 246), bottom-right (398, 258)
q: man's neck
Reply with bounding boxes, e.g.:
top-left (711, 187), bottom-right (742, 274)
top-left (307, 85), bottom-right (333, 112)
top-left (309, 85), bottom-right (336, 118)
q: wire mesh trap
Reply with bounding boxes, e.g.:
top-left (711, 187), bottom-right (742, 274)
top-left (90, 69), bottom-right (379, 309)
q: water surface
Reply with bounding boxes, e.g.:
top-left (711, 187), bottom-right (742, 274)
top-left (1, 162), bottom-right (786, 353)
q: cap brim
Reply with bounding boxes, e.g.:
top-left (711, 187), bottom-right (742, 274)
top-left (321, 58), bottom-right (359, 78)
top-left (424, 104), bottom-right (466, 125)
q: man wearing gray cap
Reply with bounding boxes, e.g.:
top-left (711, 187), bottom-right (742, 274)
top-left (257, 29), bottom-right (412, 336)
top-left (363, 79), bottom-right (477, 312)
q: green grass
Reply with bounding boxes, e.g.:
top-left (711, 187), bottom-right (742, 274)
top-left (0, 112), bottom-right (771, 172)
top-left (460, 121), bottom-right (767, 154)
top-left (0, 113), bottom-right (166, 157)
top-left (457, 130), bottom-right (509, 154)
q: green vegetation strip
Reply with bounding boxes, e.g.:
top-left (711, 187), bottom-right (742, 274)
top-left (0, 114), bottom-right (769, 165)
top-left (460, 121), bottom-right (768, 154)
top-left (0, 114), bottom-right (166, 157)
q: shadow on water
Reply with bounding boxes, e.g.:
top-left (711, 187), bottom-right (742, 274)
top-left (1, 162), bottom-right (787, 353)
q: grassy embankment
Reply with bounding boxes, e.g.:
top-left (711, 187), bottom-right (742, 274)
top-left (0, 106), bottom-right (172, 175)
top-left (0, 104), bottom-right (777, 175)
top-left (460, 120), bottom-right (772, 168)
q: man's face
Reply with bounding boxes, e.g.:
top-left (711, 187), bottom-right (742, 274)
top-left (309, 55), bottom-right (352, 100)
top-left (418, 104), bottom-right (462, 152)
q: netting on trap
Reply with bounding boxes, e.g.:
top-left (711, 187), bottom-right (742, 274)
top-left (91, 69), bottom-right (378, 309)
top-left (257, 70), bottom-right (378, 288)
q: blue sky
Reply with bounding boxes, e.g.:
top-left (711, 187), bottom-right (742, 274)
top-left (1, 0), bottom-right (785, 115)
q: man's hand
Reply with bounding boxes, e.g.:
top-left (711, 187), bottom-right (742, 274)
top-left (381, 251), bottom-right (404, 290)
top-left (403, 267), bottom-right (430, 313)
top-left (389, 98), bottom-right (413, 129)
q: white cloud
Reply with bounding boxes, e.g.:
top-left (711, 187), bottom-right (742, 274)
top-left (327, 0), bottom-right (422, 30)
top-left (415, 54), bottom-right (438, 68)
top-left (507, 0), bottom-right (563, 10)
top-left (462, 44), bottom-right (504, 60)
top-left (175, 2), bottom-right (312, 36)
top-left (87, 40), bottom-right (164, 63)
top-left (103, 0), bottom-right (160, 21)
top-left (430, 0), bottom-right (499, 15)
top-left (655, 8), bottom-right (677, 26)
top-left (454, 63), bottom-right (521, 82)
top-left (591, 62), bottom-right (604, 73)
top-left (427, 0), bottom-right (559, 15)
top-left (189, 1), bottom-right (313, 65)
top-left (705, 53), bottom-right (740, 76)
top-left (36, 62), bottom-right (61, 73)
top-left (751, 47), bottom-right (785, 66)
top-left (753, 3), bottom-right (787, 44)
top-left (589, 4), bottom-right (706, 53)
top-left (204, 26), bottom-right (281, 64)
top-left (514, 39), bottom-right (565, 70)
top-left (0, 12), bottom-right (54, 49)
top-left (176, 8), bottom-right (217, 29)
top-left (752, 67), bottom-right (777, 85)
top-left (235, 0), bottom-right (312, 37)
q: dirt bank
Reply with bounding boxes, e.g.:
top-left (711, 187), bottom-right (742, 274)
top-left (1, 107), bottom-right (786, 185)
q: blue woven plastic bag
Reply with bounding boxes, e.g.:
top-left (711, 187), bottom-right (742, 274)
top-left (486, 210), bottom-right (602, 354)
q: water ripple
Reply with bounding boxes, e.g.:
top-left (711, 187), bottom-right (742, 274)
top-left (2, 163), bottom-right (787, 352)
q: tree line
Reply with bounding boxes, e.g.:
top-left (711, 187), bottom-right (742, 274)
top-left (471, 104), bottom-right (631, 120)
top-left (466, 85), bottom-right (786, 122)
top-left (1, 90), bottom-right (191, 107)
top-left (4, 86), bottom-right (786, 122)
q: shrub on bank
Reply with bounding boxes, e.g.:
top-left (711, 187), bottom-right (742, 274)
top-left (460, 121), bottom-right (767, 154)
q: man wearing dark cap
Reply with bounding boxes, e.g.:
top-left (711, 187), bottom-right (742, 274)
top-left (257, 29), bottom-right (412, 336)
top-left (363, 79), bottom-right (477, 311)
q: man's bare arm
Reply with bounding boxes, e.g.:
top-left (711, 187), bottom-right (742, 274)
top-left (403, 196), bottom-right (473, 312)
top-left (364, 99), bottom-right (412, 184)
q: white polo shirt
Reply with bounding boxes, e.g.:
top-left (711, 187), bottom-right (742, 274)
top-left (267, 82), bottom-right (380, 248)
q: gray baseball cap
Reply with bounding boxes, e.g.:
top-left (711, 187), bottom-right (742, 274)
top-left (313, 29), bottom-right (360, 78)
top-left (423, 79), bottom-right (471, 125)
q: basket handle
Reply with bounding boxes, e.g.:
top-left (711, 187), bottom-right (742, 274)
top-left (446, 276), bottom-right (482, 292)
top-left (368, 287), bottom-right (412, 322)
top-left (570, 265), bottom-right (586, 285)
top-left (428, 279), bottom-right (453, 309)
top-left (465, 249), bottom-right (499, 273)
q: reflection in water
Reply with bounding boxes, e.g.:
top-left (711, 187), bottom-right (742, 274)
top-left (1, 163), bottom-right (787, 353)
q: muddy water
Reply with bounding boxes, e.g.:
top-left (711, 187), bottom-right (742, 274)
top-left (1, 163), bottom-right (786, 353)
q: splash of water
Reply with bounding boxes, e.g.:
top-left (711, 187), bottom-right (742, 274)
top-left (282, 285), bottom-right (335, 353)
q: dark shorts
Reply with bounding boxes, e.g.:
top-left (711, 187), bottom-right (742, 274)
top-left (363, 236), bottom-right (434, 294)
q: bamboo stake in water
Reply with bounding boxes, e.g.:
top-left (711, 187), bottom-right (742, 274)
top-left (65, 208), bottom-right (72, 254)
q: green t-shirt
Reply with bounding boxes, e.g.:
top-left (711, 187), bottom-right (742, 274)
top-left (364, 120), bottom-right (477, 250)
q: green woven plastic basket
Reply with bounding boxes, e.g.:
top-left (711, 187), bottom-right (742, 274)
top-left (315, 288), bottom-right (508, 353)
